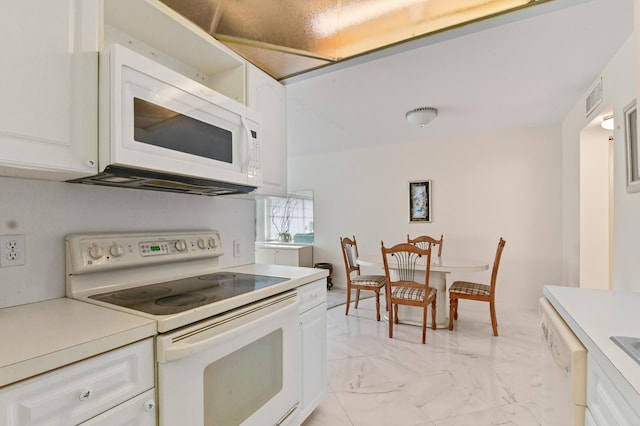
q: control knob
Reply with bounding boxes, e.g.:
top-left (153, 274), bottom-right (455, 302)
top-left (208, 237), bottom-right (217, 248)
top-left (197, 239), bottom-right (206, 249)
top-left (88, 244), bottom-right (104, 260)
top-left (109, 244), bottom-right (125, 257)
top-left (174, 240), bottom-right (187, 252)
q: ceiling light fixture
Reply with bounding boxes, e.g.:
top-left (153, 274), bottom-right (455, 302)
top-left (601, 114), bottom-right (614, 130)
top-left (406, 107), bottom-right (438, 127)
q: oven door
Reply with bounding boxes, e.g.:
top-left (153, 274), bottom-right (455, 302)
top-left (156, 291), bottom-right (300, 426)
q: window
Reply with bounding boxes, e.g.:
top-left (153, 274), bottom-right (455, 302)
top-left (256, 191), bottom-right (314, 243)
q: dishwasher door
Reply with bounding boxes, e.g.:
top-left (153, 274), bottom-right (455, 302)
top-left (539, 297), bottom-right (588, 426)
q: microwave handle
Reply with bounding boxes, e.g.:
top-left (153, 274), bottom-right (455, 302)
top-left (240, 116), bottom-right (252, 173)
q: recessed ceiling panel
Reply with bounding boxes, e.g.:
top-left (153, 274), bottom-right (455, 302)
top-left (160, 0), bottom-right (546, 80)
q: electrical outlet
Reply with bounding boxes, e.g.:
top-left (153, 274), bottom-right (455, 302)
top-left (233, 240), bottom-right (241, 257)
top-left (0, 234), bottom-right (25, 267)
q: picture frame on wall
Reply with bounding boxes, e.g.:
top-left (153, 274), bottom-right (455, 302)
top-left (624, 100), bottom-right (640, 193)
top-left (409, 180), bottom-right (431, 222)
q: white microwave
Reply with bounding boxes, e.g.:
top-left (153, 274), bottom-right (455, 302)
top-left (70, 44), bottom-right (262, 196)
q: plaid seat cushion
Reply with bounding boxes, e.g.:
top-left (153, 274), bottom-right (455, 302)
top-left (450, 281), bottom-right (491, 297)
top-left (391, 286), bottom-right (436, 302)
top-left (351, 275), bottom-right (386, 288)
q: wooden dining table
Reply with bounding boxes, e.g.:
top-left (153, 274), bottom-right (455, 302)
top-left (357, 255), bottom-right (489, 329)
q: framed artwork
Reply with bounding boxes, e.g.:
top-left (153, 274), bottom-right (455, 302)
top-left (409, 180), bottom-right (431, 222)
top-left (624, 100), bottom-right (640, 193)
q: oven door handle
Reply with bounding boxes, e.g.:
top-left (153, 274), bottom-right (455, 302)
top-left (161, 296), bottom-right (298, 362)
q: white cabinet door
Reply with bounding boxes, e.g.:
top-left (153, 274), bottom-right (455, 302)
top-left (0, 0), bottom-right (99, 180)
top-left (255, 246), bottom-right (313, 267)
top-left (298, 279), bottom-right (328, 422)
top-left (587, 354), bottom-right (640, 426)
top-left (299, 303), bottom-right (327, 422)
top-left (246, 64), bottom-right (287, 196)
top-left (276, 249), bottom-right (301, 267)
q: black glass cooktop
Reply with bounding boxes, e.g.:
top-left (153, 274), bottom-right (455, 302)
top-left (89, 272), bottom-right (289, 315)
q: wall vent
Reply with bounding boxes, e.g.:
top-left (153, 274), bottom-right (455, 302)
top-left (585, 77), bottom-right (603, 117)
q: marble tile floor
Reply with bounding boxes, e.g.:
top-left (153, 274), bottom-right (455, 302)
top-left (303, 296), bottom-right (543, 426)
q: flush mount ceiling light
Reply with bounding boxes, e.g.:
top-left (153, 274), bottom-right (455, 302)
top-left (406, 107), bottom-right (438, 127)
top-left (601, 114), bottom-right (614, 130)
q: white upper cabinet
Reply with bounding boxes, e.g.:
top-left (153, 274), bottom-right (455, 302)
top-left (103, 0), bottom-right (246, 104)
top-left (0, 0), bottom-right (100, 180)
top-left (247, 64), bottom-right (288, 196)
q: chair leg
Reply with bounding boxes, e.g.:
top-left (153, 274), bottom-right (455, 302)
top-left (422, 305), bottom-right (427, 344)
top-left (388, 304), bottom-right (394, 339)
top-left (394, 304), bottom-right (399, 324)
top-left (430, 298), bottom-right (437, 330)
top-left (375, 290), bottom-right (381, 321)
top-left (355, 289), bottom-right (361, 308)
top-left (345, 286), bottom-right (351, 316)
top-left (448, 297), bottom-right (457, 330)
top-left (490, 301), bottom-right (498, 336)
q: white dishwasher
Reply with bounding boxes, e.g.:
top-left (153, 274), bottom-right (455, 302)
top-left (539, 297), bottom-right (588, 426)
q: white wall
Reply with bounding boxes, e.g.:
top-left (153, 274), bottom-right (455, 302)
top-left (288, 125), bottom-right (563, 310)
top-left (562, 35), bottom-right (637, 291)
top-left (0, 176), bottom-right (255, 308)
top-left (613, 13), bottom-right (640, 290)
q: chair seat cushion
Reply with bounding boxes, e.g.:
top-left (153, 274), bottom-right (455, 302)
top-left (391, 286), bottom-right (436, 302)
top-left (351, 275), bottom-right (386, 288)
top-left (450, 281), bottom-right (491, 297)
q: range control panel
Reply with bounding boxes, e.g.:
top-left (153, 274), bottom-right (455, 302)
top-left (66, 231), bottom-right (224, 274)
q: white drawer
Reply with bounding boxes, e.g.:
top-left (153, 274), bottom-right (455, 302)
top-left (79, 388), bottom-right (156, 425)
top-left (0, 339), bottom-right (154, 426)
top-left (298, 279), bottom-right (327, 313)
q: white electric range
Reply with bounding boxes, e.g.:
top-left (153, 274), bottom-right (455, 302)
top-left (65, 230), bottom-right (305, 425)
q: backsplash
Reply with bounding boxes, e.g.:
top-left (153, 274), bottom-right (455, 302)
top-left (0, 176), bottom-right (255, 308)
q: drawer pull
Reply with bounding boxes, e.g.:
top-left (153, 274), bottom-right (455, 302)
top-left (78, 389), bottom-right (93, 401)
top-left (144, 399), bottom-right (156, 412)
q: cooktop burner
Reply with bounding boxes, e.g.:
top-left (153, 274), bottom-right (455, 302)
top-left (89, 272), bottom-right (289, 315)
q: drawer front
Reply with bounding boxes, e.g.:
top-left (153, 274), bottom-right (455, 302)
top-left (0, 339), bottom-right (154, 426)
top-left (298, 279), bottom-right (327, 313)
top-left (79, 388), bottom-right (156, 425)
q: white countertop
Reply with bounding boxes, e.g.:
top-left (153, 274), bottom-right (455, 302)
top-left (222, 263), bottom-right (327, 282)
top-left (255, 243), bottom-right (313, 249)
top-left (544, 285), bottom-right (640, 397)
top-left (0, 298), bottom-right (156, 388)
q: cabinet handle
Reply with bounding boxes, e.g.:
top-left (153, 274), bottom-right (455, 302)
top-left (78, 389), bottom-right (93, 401)
top-left (144, 399), bottom-right (156, 412)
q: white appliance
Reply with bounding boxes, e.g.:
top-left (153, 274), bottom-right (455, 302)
top-left (539, 297), bottom-right (588, 425)
top-left (69, 44), bottom-right (262, 196)
top-left (66, 231), bottom-right (301, 425)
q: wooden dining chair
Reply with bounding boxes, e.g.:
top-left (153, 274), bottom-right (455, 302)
top-left (340, 236), bottom-right (386, 321)
top-left (381, 241), bottom-right (436, 344)
top-left (448, 238), bottom-right (506, 336)
top-left (407, 234), bottom-right (444, 257)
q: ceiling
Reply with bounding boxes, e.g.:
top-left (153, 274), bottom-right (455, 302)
top-left (159, 0), bottom-right (545, 81)
top-left (285, 0), bottom-right (634, 156)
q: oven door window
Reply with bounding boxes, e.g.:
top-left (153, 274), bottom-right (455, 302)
top-left (133, 97), bottom-right (233, 163)
top-left (204, 330), bottom-right (283, 425)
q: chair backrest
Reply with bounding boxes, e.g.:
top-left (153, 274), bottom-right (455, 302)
top-left (407, 234), bottom-right (443, 257)
top-left (381, 242), bottom-right (432, 290)
top-left (340, 236), bottom-right (361, 279)
top-left (489, 238), bottom-right (507, 294)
